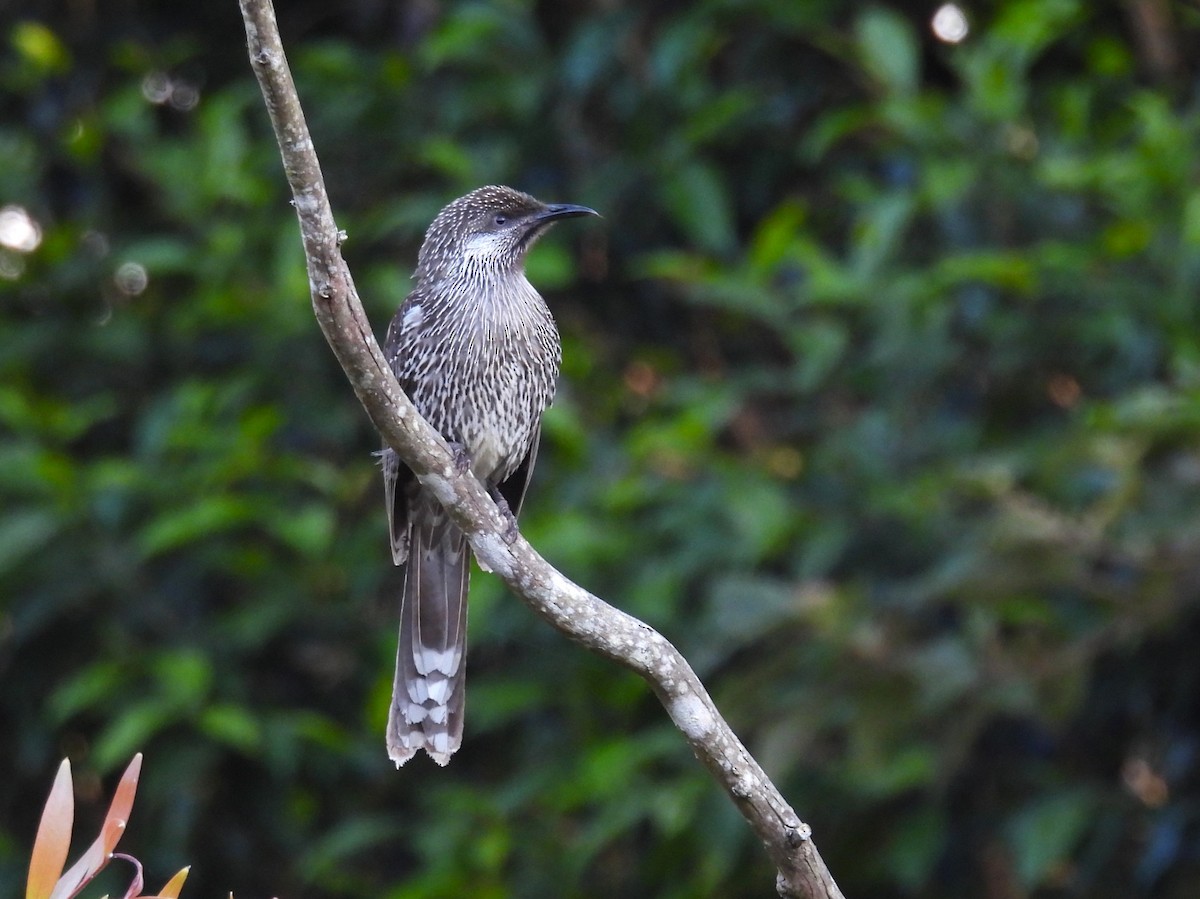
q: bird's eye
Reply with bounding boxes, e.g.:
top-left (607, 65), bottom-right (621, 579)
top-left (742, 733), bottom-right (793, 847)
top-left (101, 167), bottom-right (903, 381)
top-left (492, 214), bottom-right (508, 227)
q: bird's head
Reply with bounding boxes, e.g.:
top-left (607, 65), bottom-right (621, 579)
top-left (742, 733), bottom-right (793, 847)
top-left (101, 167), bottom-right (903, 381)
top-left (416, 185), bottom-right (597, 282)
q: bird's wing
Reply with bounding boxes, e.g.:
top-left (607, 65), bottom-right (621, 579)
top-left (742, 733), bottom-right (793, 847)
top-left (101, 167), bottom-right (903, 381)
top-left (381, 291), bottom-right (424, 566)
top-left (382, 447), bottom-right (413, 565)
top-left (495, 421), bottom-right (542, 520)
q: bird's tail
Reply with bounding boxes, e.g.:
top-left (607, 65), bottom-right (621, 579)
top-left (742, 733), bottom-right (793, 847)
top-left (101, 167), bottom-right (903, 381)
top-left (387, 495), bottom-right (470, 767)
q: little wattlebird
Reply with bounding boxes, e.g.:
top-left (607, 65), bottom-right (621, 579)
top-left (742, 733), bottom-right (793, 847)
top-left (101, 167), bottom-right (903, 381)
top-left (380, 185), bottom-right (597, 766)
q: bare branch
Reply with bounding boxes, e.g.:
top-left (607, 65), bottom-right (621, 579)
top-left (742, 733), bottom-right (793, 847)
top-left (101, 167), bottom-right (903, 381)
top-left (237, 2), bottom-right (845, 896)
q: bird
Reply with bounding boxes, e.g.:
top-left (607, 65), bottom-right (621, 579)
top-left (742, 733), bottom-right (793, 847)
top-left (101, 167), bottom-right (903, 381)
top-left (380, 185), bottom-right (597, 766)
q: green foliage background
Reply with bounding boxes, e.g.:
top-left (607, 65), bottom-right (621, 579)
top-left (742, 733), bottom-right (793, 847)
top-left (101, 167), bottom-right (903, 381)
top-left (3, 1), bottom-right (1200, 896)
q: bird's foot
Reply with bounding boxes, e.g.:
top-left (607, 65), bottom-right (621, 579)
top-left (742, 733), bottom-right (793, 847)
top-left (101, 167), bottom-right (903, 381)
top-left (490, 491), bottom-right (521, 544)
top-left (447, 441), bottom-right (473, 475)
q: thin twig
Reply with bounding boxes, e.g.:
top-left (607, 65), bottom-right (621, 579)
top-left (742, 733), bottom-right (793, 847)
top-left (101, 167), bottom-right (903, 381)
top-left (237, 2), bottom-right (844, 896)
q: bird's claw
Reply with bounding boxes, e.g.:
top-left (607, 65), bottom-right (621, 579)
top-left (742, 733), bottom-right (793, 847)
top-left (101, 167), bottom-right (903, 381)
top-left (447, 441), bottom-right (472, 474)
top-left (492, 494), bottom-right (521, 544)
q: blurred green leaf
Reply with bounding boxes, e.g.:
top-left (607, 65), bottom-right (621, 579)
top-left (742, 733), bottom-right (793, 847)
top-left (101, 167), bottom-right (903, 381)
top-left (270, 504), bottom-right (335, 557)
top-left (49, 662), bottom-right (126, 723)
top-left (92, 701), bottom-right (176, 772)
top-left (198, 703), bottom-right (263, 752)
top-left (881, 807), bottom-right (946, 890)
top-left (11, 21), bottom-right (70, 74)
top-left (139, 496), bottom-right (256, 557)
top-left (1007, 791), bottom-right (1096, 887)
top-left (855, 7), bottom-right (919, 96)
top-left (0, 508), bottom-right (58, 576)
top-left (661, 162), bottom-right (736, 254)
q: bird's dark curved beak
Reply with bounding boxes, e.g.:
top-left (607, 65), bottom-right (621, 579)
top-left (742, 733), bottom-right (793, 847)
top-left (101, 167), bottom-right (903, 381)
top-left (535, 203), bottom-right (600, 223)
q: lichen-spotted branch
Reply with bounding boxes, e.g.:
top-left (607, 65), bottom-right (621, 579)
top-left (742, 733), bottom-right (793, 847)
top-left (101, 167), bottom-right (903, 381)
top-left (237, 2), bottom-right (844, 896)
